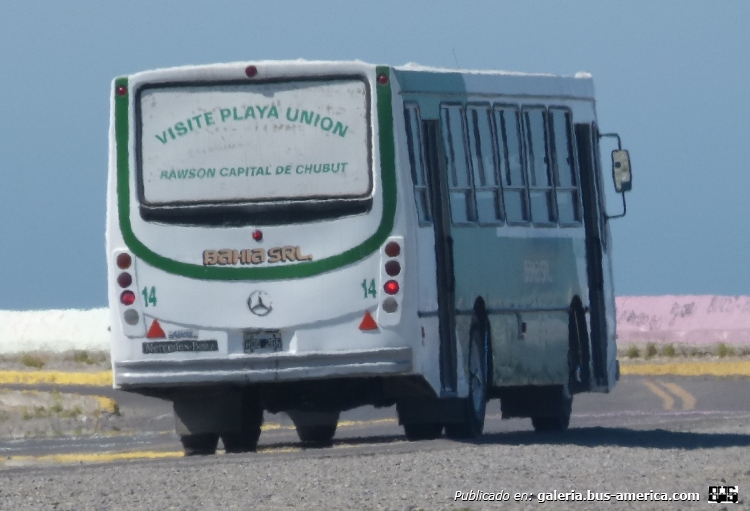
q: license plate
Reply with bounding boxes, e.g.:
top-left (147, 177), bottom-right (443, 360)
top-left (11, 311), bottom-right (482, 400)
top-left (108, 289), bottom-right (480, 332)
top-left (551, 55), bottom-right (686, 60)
top-left (243, 330), bottom-right (282, 354)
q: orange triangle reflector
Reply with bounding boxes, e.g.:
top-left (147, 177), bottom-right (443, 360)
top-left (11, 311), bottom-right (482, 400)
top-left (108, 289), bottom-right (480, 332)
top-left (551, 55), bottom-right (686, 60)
top-left (359, 311), bottom-right (378, 331)
top-left (146, 319), bottom-right (166, 339)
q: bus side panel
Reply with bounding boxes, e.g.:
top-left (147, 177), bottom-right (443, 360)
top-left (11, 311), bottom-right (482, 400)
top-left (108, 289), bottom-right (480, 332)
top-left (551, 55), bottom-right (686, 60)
top-left (451, 228), bottom-right (587, 388)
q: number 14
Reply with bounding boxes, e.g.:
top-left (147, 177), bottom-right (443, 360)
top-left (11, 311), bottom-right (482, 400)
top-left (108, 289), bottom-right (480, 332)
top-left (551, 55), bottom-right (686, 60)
top-left (361, 279), bottom-right (376, 299)
top-left (142, 286), bottom-right (157, 307)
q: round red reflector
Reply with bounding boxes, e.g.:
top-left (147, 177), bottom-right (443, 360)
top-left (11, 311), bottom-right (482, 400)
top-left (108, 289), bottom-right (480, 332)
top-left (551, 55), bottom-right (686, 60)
top-left (377, 74), bottom-right (389, 85)
top-left (384, 280), bottom-right (400, 295)
top-left (116, 85), bottom-right (127, 96)
top-left (385, 260), bottom-right (401, 276)
top-left (245, 65), bottom-right (258, 78)
top-left (252, 229), bottom-right (263, 242)
top-left (120, 290), bottom-right (136, 306)
top-left (384, 241), bottom-right (400, 258)
top-left (117, 272), bottom-right (132, 288)
top-left (116, 253), bottom-right (132, 269)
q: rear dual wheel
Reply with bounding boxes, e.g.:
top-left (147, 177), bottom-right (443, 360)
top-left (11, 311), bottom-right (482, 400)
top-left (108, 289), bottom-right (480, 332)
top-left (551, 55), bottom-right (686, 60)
top-left (403, 422), bottom-right (443, 441)
top-left (289, 410), bottom-right (339, 446)
top-left (180, 433), bottom-right (219, 456)
top-left (180, 392), bottom-right (263, 456)
top-left (221, 393), bottom-right (263, 453)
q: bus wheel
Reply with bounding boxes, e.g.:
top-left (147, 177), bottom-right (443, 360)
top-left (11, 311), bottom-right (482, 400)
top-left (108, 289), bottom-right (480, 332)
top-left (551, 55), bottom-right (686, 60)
top-left (289, 410), bottom-right (339, 446)
top-left (445, 322), bottom-right (488, 439)
top-left (531, 412), bottom-right (570, 432)
top-left (403, 423), bottom-right (443, 441)
top-left (180, 433), bottom-right (219, 456)
top-left (568, 302), bottom-right (590, 394)
top-left (221, 392), bottom-right (263, 453)
top-left (531, 386), bottom-right (572, 433)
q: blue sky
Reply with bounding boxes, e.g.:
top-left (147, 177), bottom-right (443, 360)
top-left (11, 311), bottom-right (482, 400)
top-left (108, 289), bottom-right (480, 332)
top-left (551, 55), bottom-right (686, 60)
top-left (1, 1), bottom-right (748, 310)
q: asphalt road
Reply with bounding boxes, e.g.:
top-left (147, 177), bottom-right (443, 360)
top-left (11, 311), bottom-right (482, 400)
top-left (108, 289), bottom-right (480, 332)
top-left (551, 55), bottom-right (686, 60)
top-left (1, 375), bottom-right (749, 461)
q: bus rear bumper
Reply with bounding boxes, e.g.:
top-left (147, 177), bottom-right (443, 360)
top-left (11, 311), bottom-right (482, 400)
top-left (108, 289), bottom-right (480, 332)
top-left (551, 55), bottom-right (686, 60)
top-left (113, 347), bottom-right (413, 389)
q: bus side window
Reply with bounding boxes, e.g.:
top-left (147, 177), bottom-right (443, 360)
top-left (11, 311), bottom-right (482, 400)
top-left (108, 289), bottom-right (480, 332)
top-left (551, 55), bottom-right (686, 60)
top-left (403, 104), bottom-right (431, 224)
top-left (467, 105), bottom-right (503, 224)
top-left (494, 106), bottom-right (529, 223)
top-left (440, 105), bottom-right (476, 224)
top-left (550, 108), bottom-right (581, 225)
top-left (523, 107), bottom-right (556, 224)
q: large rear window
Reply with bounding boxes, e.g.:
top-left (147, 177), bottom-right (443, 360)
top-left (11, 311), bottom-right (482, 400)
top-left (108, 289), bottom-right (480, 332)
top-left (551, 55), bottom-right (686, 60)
top-left (137, 78), bottom-right (371, 207)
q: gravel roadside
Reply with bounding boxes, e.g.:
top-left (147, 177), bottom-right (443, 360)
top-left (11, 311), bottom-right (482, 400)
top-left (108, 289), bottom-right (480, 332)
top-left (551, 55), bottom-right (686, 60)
top-left (0, 419), bottom-right (747, 511)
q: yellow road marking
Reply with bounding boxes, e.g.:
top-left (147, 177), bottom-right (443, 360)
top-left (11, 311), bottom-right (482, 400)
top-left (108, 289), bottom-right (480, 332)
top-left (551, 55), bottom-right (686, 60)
top-left (261, 417), bottom-right (397, 432)
top-left (660, 382), bottom-right (697, 410)
top-left (620, 360), bottom-right (750, 377)
top-left (261, 423), bottom-right (295, 432)
top-left (0, 370), bottom-right (112, 387)
top-left (3, 450), bottom-right (183, 465)
top-left (642, 380), bottom-right (674, 410)
top-left (337, 418), bottom-right (397, 428)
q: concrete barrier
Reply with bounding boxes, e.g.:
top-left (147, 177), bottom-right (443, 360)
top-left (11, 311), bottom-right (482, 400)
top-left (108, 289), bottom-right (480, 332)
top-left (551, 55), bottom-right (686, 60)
top-left (0, 309), bottom-right (109, 354)
top-left (616, 295), bottom-right (750, 345)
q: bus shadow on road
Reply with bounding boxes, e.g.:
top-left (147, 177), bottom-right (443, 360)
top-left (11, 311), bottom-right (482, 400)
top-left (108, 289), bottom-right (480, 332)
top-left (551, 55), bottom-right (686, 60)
top-left (474, 427), bottom-right (750, 450)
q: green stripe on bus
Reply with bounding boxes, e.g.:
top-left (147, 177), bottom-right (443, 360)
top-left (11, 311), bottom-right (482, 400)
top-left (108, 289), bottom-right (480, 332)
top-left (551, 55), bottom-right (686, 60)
top-left (115, 67), bottom-right (396, 280)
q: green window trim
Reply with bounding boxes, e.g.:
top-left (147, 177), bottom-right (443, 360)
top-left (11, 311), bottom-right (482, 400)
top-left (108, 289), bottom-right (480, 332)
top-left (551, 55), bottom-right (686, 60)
top-left (115, 66), bottom-right (396, 281)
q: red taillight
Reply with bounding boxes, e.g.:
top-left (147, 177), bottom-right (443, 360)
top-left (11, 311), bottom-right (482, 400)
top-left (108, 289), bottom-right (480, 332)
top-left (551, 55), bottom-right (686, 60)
top-left (377, 74), bottom-right (389, 86)
top-left (120, 290), bottom-right (136, 306)
top-left (117, 272), bottom-right (132, 288)
top-left (385, 260), bottom-right (401, 276)
top-left (116, 85), bottom-right (127, 96)
top-left (245, 65), bottom-right (258, 78)
top-left (384, 241), bottom-right (400, 257)
top-left (116, 253), bottom-right (132, 269)
top-left (383, 280), bottom-right (400, 295)
top-left (252, 229), bottom-right (263, 242)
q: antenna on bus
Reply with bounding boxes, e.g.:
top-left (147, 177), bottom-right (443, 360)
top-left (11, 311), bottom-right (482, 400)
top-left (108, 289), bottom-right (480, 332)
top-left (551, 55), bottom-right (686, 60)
top-left (452, 49), bottom-right (461, 69)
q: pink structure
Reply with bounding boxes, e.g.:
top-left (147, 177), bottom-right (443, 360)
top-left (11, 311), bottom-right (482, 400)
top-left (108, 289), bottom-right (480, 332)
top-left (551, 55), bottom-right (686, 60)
top-left (616, 295), bottom-right (750, 345)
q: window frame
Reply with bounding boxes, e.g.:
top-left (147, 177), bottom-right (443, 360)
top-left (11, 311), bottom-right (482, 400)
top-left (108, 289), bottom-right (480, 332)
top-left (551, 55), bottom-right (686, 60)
top-left (440, 103), bottom-right (477, 226)
top-left (466, 102), bottom-right (504, 226)
top-left (548, 106), bottom-right (583, 227)
top-left (521, 105), bottom-right (558, 227)
top-left (403, 102), bottom-right (433, 226)
top-left (493, 104), bottom-right (530, 226)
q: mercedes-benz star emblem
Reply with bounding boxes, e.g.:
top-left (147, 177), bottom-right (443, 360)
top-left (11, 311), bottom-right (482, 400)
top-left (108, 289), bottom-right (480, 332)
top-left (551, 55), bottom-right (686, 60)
top-left (248, 291), bottom-right (272, 316)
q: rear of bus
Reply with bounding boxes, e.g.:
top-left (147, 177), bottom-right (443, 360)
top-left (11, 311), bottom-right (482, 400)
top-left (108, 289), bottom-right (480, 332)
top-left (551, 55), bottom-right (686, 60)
top-left (106, 62), bottom-right (421, 430)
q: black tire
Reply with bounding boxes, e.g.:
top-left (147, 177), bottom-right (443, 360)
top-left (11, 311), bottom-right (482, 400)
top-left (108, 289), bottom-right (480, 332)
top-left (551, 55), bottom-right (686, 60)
top-left (531, 414), bottom-right (570, 432)
top-left (568, 302), bottom-right (590, 394)
top-left (531, 386), bottom-right (572, 433)
top-left (221, 392), bottom-right (263, 453)
top-left (445, 321), bottom-right (488, 439)
top-left (296, 424), bottom-right (337, 445)
top-left (181, 433), bottom-right (219, 456)
top-left (403, 423), bottom-right (443, 441)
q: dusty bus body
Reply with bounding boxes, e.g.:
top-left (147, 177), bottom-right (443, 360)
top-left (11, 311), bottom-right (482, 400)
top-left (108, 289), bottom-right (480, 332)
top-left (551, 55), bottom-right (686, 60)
top-left (107, 61), bottom-right (631, 454)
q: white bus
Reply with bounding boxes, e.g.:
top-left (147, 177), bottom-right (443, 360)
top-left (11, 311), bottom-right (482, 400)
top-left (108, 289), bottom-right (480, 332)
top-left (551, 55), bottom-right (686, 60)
top-left (107, 60), bottom-right (632, 455)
